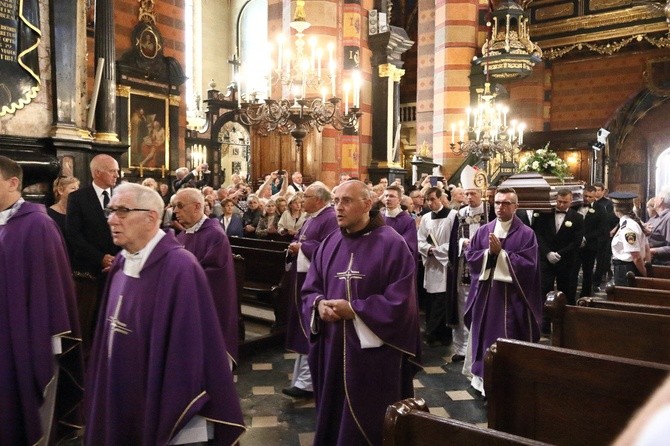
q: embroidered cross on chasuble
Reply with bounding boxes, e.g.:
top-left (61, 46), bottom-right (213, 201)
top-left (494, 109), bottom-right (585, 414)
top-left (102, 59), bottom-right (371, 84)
top-left (107, 295), bottom-right (132, 358)
top-left (335, 253), bottom-right (383, 348)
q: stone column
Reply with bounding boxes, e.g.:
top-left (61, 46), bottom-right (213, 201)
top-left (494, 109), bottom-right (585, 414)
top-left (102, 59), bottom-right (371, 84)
top-left (49, 0), bottom-right (81, 139)
top-left (93, 0), bottom-right (119, 142)
top-left (368, 25), bottom-right (412, 184)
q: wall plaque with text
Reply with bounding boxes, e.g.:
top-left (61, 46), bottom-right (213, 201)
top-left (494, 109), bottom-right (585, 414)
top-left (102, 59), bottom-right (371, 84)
top-left (0, 0), bottom-right (41, 116)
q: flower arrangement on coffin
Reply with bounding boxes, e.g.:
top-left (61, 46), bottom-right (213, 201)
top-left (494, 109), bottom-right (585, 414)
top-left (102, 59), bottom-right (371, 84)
top-left (518, 142), bottom-right (570, 181)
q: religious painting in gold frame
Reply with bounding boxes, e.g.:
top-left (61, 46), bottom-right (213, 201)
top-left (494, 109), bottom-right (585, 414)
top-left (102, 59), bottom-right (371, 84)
top-left (127, 90), bottom-right (170, 170)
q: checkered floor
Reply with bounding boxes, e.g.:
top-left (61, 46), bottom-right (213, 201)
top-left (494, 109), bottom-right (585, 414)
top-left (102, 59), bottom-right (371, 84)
top-left (234, 337), bottom-right (487, 445)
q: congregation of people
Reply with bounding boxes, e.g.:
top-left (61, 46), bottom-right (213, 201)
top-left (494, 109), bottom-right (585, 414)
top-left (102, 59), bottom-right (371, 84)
top-left (3, 152), bottom-right (670, 445)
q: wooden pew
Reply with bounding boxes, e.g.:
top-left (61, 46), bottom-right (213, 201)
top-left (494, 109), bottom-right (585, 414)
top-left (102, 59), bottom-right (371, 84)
top-left (648, 264), bottom-right (670, 279)
top-left (546, 291), bottom-right (670, 364)
top-left (626, 272), bottom-right (670, 290)
top-left (229, 245), bottom-right (289, 334)
top-left (228, 236), bottom-right (290, 251)
top-left (383, 398), bottom-right (550, 446)
top-left (577, 296), bottom-right (670, 316)
top-left (232, 254), bottom-right (246, 342)
top-left (484, 339), bottom-right (670, 446)
top-left (605, 284), bottom-right (670, 306)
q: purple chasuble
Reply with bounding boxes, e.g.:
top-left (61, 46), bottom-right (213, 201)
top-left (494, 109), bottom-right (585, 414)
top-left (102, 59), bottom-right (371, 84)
top-left (382, 210), bottom-right (419, 261)
top-left (464, 216), bottom-right (543, 378)
top-left (177, 217), bottom-right (239, 362)
top-left (303, 223), bottom-right (421, 446)
top-left (285, 206), bottom-right (338, 354)
top-left (0, 202), bottom-right (83, 445)
top-left (84, 232), bottom-right (245, 445)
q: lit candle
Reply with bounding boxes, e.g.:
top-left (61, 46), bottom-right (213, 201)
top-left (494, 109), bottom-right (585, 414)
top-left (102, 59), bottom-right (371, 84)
top-left (203, 146), bottom-right (207, 166)
top-left (459, 122), bottom-right (465, 143)
top-left (466, 107), bottom-right (471, 128)
top-left (285, 49), bottom-right (292, 77)
top-left (518, 123), bottom-right (526, 145)
top-left (503, 106), bottom-right (508, 128)
top-left (277, 34), bottom-right (284, 73)
top-left (316, 48), bottom-right (323, 80)
top-left (353, 71), bottom-right (361, 108)
top-left (161, 165), bottom-right (165, 178)
top-left (309, 37), bottom-right (317, 72)
top-left (321, 87), bottom-right (327, 104)
top-left (330, 60), bottom-right (336, 97)
top-left (451, 123), bottom-right (456, 144)
top-left (343, 82), bottom-right (350, 114)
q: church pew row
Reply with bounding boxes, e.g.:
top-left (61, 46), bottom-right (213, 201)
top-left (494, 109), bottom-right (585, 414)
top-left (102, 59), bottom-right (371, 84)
top-left (228, 235), bottom-right (290, 251)
top-left (484, 339), bottom-right (670, 446)
top-left (383, 398), bottom-right (550, 446)
top-left (648, 264), bottom-right (670, 279)
top-left (229, 245), bottom-right (289, 335)
top-left (605, 284), bottom-right (670, 306)
top-left (577, 296), bottom-right (670, 316)
top-left (545, 292), bottom-right (670, 364)
top-left (626, 272), bottom-right (670, 290)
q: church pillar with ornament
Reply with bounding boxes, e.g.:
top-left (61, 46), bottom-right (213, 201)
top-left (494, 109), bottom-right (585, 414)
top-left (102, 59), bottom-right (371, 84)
top-left (367, 5), bottom-right (413, 185)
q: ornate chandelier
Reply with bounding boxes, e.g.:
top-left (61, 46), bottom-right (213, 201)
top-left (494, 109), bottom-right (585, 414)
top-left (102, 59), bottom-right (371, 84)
top-left (236, 0), bottom-right (361, 149)
top-left (475, 0), bottom-right (542, 80)
top-left (450, 82), bottom-right (525, 164)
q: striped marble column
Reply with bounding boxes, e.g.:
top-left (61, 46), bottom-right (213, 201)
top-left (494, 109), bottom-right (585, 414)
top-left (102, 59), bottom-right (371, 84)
top-left (435, 0), bottom-right (479, 177)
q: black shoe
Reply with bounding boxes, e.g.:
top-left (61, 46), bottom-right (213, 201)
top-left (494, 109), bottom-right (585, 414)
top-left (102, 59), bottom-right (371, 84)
top-left (282, 386), bottom-right (313, 399)
top-left (451, 354), bottom-right (465, 363)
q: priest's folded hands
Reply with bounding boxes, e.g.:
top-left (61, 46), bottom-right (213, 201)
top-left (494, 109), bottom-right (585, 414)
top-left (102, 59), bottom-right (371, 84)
top-left (318, 298), bottom-right (355, 321)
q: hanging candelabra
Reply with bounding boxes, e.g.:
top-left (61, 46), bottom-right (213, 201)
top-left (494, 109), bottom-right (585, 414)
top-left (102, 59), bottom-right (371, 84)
top-left (450, 82), bottom-right (525, 163)
top-left (236, 0), bottom-right (361, 149)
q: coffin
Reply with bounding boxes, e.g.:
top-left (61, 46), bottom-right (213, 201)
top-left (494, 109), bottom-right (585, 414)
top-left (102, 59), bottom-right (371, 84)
top-left (499, 172), bottom-right (583, 211)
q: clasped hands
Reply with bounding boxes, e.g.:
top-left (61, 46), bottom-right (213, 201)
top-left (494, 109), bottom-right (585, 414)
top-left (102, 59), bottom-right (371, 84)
top-left (318, 299), bottom-right (355, 322)
top-left (546, 251), bottom-right (562, 264)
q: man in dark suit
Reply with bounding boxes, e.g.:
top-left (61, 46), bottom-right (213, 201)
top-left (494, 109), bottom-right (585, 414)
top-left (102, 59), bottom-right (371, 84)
top-left (579, 185), bottom-right (606, 297)
top-left (533, 189), bottom-right (584, 311)
top-left (593, 182), bottom-right (618, 289)
top-left (288, 171), bottom-right (306, 193)
top-left (66, 154), bottom-right (121, 353)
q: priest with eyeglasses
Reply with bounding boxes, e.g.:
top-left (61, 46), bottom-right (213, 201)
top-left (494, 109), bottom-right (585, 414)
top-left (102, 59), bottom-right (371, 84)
top-left (84, 183), bottom-right (245, 445)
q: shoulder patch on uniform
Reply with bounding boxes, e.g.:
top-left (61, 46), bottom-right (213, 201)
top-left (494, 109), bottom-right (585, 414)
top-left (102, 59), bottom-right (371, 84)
top-left (625, 231), bottom-right (637, 244)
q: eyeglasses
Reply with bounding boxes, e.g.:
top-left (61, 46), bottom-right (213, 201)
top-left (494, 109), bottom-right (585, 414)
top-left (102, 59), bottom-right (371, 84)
top-left (494, 201), bottom-right (517, 207)
top-left (104, 206), bottom-right (151, 218)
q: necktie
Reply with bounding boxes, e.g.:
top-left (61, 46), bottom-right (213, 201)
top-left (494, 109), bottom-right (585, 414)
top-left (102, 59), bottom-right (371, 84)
top-left (102, 190), bottom-right (110, 209)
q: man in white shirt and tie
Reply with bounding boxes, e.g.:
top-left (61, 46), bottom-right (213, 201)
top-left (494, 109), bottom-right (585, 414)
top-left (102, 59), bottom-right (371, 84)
top-left (67, 154), bottom-right (121, 353)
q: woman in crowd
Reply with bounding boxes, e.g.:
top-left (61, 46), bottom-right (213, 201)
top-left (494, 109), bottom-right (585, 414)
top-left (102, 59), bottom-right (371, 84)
top-left (242, 194), bottom-right (262, 237)
top-left (278, 192), bottom-right (306, 239)
top-left (255, 199), bottom-right (280, 239)
top-left (275, 196), bottom-right (288, 216)
top-left (48, 175), bottom-right (80, 235)
top-left (220, 198), bottom-right (244, 238)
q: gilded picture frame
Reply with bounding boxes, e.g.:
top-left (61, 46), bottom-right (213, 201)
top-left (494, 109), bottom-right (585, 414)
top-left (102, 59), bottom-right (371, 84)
top-left (127, 90), bottom-right (170, 169)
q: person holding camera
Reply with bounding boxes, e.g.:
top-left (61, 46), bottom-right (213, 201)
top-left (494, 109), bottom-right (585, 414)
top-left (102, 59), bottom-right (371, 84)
top-left (172, 163), bottom-right (210, 192)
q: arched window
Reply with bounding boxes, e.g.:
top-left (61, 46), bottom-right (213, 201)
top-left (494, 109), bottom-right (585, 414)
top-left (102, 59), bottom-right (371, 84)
top-left (238, 0), bottom-right (269, 99)
top-left (656, 148), bottom-right (670, 193)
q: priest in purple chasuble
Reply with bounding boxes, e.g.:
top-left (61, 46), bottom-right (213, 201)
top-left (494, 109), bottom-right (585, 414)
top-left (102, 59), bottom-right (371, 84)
top-left (464, 187), bottom-right (543, 396)
top-left (84, 183), bottom-right (245, 445)
top-left (302, 180), bottom-right (421, 446)
top-left (0, 156), bottom-right (84, 445)
top-left (284, 182), bottom-right (338, 398)
top-left (174, 188), bottom-right (239, 364)
top-left (381, 184), bottom-right (419, 261)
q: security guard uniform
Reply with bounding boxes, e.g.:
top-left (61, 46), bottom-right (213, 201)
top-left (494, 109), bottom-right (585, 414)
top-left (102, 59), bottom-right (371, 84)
top-left (610, 192), bottom-right (648, 285)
